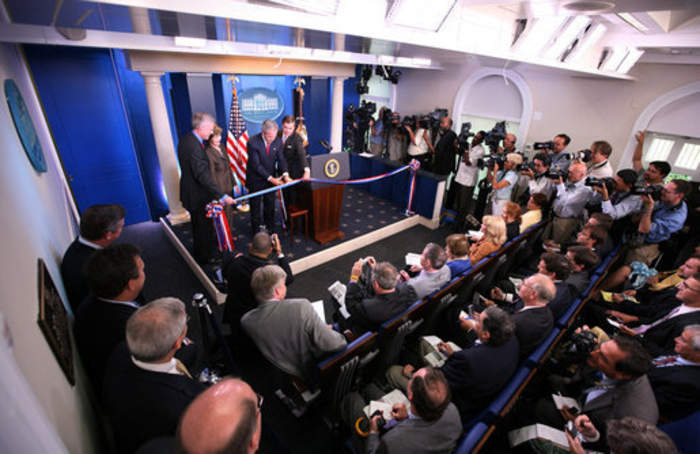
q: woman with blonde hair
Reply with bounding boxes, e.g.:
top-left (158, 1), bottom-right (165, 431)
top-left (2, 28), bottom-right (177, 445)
top-left (205, 125), bottom-right (236, 229)
top-left (502, 202), bottom-right (522, 242)
top-left (469, 215), bottom-right (506, 264)
top-left (445, 233), bottom-right (471, 277)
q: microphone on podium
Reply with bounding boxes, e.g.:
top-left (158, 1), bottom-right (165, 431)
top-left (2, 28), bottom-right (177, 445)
top-left (319, 140), bottom-right (332, 152)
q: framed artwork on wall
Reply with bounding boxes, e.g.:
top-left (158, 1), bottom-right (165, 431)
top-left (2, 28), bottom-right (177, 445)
top-left (37, 259), bottom-right (74, 385)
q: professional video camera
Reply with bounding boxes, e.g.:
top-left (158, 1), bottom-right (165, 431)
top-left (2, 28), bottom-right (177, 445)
top-left (401, 115), bottom-right (416, 129)
top-left (457, 122), bottom-right (474, 152)
top-left (356, 65), bottom-right (373, 95)
top-left (344, 100), bottom-right (377, 152)
top-left (534, 141), bottom-right (554, 150)
top-left (545, 165), bottom-right (568, 180)
top-left (547, 330), bottom-right (599, 374)
top-left (516, 157), bottom-right (535, 172)
top-left (570, 149), bottom-right (592, 162)
top-left (585, 176), bottom-right (615, 193)
top-left (631, 184), bottom-right (663, 200)
top-left (477, 154), bottom-right (505, 170)
top-left (483, 121), bottom-right (507, 153)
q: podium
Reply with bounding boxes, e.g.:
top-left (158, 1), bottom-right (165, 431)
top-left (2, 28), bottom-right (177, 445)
top-left (298, 153), bottom-right (349, 244)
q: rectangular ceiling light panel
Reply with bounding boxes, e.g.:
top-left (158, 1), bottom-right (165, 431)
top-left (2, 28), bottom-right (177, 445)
top-left (564, 22), bottom-right (606, 64)
top-left (515, 16), bottom-right (568, 57)
top-left (543, 15), bottom-right (591, 60)
top-left (386, 0), bottom-right (457, 32)
top-left (616, 47), bottom-right (644, 73)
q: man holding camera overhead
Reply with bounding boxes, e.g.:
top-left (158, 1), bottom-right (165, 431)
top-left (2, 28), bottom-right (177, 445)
top-left (487, 153), bottom-right (522, 216)
top-left (548, 161), bottom-right (592, 244)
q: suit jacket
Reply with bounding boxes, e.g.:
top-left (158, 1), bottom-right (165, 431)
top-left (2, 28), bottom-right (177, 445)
top-left (60, 238), bottom-right (99, 312)
top-left (280, 132), bottom-right (308, 179)
top-left (648, 362), bottom-right (700, 421)
top-left (566, 271), bottom-right (590, 295)
top-left (366, 402), bottom-right (462, 454)
top-left (246, 133), bottom-right (288, 191)
top-left (345, 281), bottom-right (417, 335)
top-left (621, 286), bottom-right (680, 325)
top-left (73, 295), bottom-right (138, 392)
top-left (512, 306), bottom-right (554, 360)
top-left (102, 343), bottom-right (205, 454)
top-left (177, 132), bottom-right (224, 212)
top-left (442, 336), bottom-right (519, 421)
top-left (642, 310), bottom-right (700, 357)
top-left (222, 253), bottom-right (293, 328)
top-left (241, 298), bottom-right (347, 381)
top-left (432, 129), bottom-right (458, 176)
top-left (548, 280), bottom-right (576, 321)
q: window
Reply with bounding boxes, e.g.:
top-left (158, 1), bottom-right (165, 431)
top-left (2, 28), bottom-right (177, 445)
top-left (644, 131), bottom-right (700, 181)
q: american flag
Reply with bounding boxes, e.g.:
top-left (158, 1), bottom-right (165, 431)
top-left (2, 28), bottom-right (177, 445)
top-left (226, 86), bottom-right (248, 186)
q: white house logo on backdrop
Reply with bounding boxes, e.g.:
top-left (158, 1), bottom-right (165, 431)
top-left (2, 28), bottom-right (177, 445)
top-left (239, 88), bottom-right (284, 123)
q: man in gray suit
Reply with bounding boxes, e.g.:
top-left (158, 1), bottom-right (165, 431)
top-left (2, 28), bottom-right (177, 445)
top-left (241, 265), bottom-right (347, 381)
top-left (342, 367), bottom-right (462, 454)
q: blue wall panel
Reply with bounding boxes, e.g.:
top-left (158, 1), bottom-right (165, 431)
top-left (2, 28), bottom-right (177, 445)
top-left (23, 45), bottom-right (150, 225)
top-left (168, 73), bottom-right (193, 140)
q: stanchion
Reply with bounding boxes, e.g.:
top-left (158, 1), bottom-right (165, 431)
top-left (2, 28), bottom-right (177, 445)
top-left (192, 293), bottom-right (238, 376)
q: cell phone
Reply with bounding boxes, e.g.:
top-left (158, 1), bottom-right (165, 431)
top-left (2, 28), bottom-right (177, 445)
top-left (565, 421), bottom-right (579, 438)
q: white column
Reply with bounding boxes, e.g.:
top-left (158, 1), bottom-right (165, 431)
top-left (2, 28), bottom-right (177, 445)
top-left (128, 7), bottom-right (151, 34)
top-left (141, 72), bottom-right (190, 224)
top-left (330, 76), bottom-right (346, 153)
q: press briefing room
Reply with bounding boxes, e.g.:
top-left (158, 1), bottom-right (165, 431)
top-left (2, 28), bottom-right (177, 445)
top-left (0, 0), bottom-right (699, 453)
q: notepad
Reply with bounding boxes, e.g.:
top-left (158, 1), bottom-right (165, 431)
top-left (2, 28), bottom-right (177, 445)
top-left (508, 424), bottom-right (569, 450)
top-left (310, 300), bottom-right (326, 322)
top-left (405, 253), bottom-right (422, 266)
top-left (551, 394), bottom-right (581, 413)
top-left (421, 335), bottom-right (461, 368)
top-left (328, 281), bottom-right (350, 318)
top-left (362, 389), bottom-right (410, 422)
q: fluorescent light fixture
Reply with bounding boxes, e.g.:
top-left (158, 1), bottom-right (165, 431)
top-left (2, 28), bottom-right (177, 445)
top-left (514, 16), bottom-right (567, 57)
top-left (395, 57), bottom-right (413, 66)
top-left (617, 12), bottom-right (649, 32)
top-left (543, 15), bottom-right (591, 60)
top-left (600, 45), bottom-right (628, 71)
top-left (565, 22), bottom-right (606, 64)
top-left (267, 0), bottom-right (340, 16)
top-left (616, 47), bottom-right (644, 73)
top-left (174, 36), bottom-right (206, 48)
top-left (411, 57), bottom-right (431, 66)
top-left (387, 0), bottom-right (457, 32)
top-left (378, 55), bottom-right (396, 65)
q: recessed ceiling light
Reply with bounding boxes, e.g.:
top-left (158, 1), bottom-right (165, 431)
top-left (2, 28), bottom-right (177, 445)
top-left (563, 1), bottom-right (615, 14)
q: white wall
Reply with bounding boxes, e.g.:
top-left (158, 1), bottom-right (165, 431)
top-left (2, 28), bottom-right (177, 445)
top-left (0, 43), bottom-right (101, 453)
top-left (397, 61), bottom-right (700, 171)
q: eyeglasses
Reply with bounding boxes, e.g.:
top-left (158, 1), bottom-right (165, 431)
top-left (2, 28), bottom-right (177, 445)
top-left (256, 393), bottom-right (264, 413)
top-left (679, 281), bottom-right (700, 293)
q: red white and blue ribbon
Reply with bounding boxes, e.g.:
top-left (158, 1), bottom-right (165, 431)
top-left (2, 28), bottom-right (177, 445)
top-left (405, 159), bottom-right (420, 215)
top-left (205, 202), bottom-right (234, 251)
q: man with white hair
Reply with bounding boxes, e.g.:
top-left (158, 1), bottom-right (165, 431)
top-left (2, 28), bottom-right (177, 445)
top-left (548, 160), bottom-right (592, 243)
top-left (102, 298), bottom-right (204, 454)
top-left (246, 119), bottom-right (291, 234)
top-left (241, 265), bottom-right (347, 381)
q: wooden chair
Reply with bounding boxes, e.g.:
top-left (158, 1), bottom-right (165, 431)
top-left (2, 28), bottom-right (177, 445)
top-left (287, 205), bottom-right (309, 241)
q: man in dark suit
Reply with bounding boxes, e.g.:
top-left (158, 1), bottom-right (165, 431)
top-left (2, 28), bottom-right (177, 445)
top-left (222, 231), bottom-right (293, 331)
top-left (60, 204), bottom-right (125, 312)
top-left (537, 252), bottom-right (576, 321)
top-left (342, 367), bottom-right (462, 454)
top-left (432, 116), bottom-right (458, 176)
top-left (620, 272), bottom-right (700, 357)
top-left (648, 324), bottom-right (700, 421)
top-left (279, 115), bottom-right (309, 209)
top-left (73, 243), bottom-right (144, 393)
top-left (178, 378), bottom-right (263, 454)
top-left (246, 119), bottom-right (290, 234)
top-left (343, 260), bottom-right (417, 336)
top-left (565, 245), bottom-right (597, 294)
top-left (511, 273), bottom-right (556, 360)
top-left (177, 112), bottom-right (235, 265)
top-left (103, 298), bottom-right (205, 454)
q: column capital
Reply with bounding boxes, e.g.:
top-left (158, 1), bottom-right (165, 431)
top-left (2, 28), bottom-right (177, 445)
top-left (141, 71), bottom-right (165, 81)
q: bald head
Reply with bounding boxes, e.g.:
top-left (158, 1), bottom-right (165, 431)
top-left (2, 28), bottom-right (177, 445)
top-left (178, 378), bottom-right (261, 454)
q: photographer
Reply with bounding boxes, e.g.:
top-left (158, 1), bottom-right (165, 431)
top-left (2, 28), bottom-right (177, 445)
top-left (487, 153), bottom-right (522, 216)
top-left (593, 169), bottom-right (642, 221)
top-left (386, 112), bottom-right (408, 162)
top-left (587, 141), bottom-right (614, 178)
top-left (498, 133), bottom-right (517, 155)
top-left (549, 161), bottom-right (592, 244)
top-left (432, 116), bottom-right (458, 176)
top-left (633, 131), bottom-right (671, 187)
top-left (405, 117), bottom-right (435, 169)
top-left (521, 152), bottom-right (555, 200)
top-left (369, 115), bottom-right (384, 156)
top-left (453, 131), bottom-right (486, 230)
top-left (550, 134), bottom-right (572, 172)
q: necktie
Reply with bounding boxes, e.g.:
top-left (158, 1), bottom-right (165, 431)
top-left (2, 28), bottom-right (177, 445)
top-left (653, 355), bottom-right (679, 367)
top-left (175, 359), bottom-right (193, 379)
top-left (266, 143), bottom-right (270, 156)
top-left (635, 306), bottom-right (681, 334)
top-left (200, 142), bottom-right (205, 150)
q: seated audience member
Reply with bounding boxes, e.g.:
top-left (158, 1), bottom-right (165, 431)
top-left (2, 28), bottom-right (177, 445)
top-left (486, 153), bottom-right (522, 215)
top-left (549, 161), bottom-right (592, 244)
top-left (632, 131), bottom-right (671, 188)
top-left (567, 416), bottom-right (677, 454)
top-left (534, 335), bottom-right (657, 452)
top-left (546, 213), bottom-right (615, 259)
top-left (103, 298), bottom-right (205, 454)
top-left (61, 204), bottom-right (125, 312)
top-left (511, 274), bottom-right (556, 359)
top-left (586, 140), bottom-right (614, 178)
top-left (345, 260), bottom-right (417, 335)
top-left (388, 307), bottom-right (519, 421)
top-left (520, 192), bottom-right (548, 233)
top-left (177, 378), bottom-right (262, 454)
top-left (399, 243), bottom-right (451, 299)
top-left (341, 367), bottom-right (462, 454)
top-left (222, 232), bottom-right (293, 330)
top-left (618, 272), bottom-right (700, 357)
top-left (241, 265), bottom-right (347, 381)
top-left (468, 215), bottom-right (506, 264)
top-left (594, 169), bottom-right (642, 221)
top-left (537, 253), bottom-right (575, 320)
top-left (574, 224), bottom-right (608, 261)
top-left (647, 324), bottom-right (700, 421)
top-left (521, 153), bottom-right (555, 201)
top-left (502, 201), bottom-right (522, 242)
top-left (565, 246), bottom-right (598, 293)
top-left (603, 180), bottom-right (690, 290)
top-left (445, 234), bottom-right (471, 277)
top-left (73, 243), bottom-right (144, 392)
